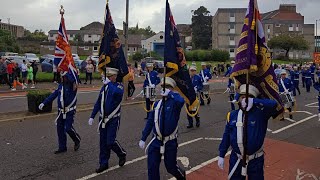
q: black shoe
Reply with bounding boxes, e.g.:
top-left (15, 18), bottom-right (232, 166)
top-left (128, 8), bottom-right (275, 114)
top-left (119, 155), bottom-right (126, 167)
top-left (54, 149), bottom-right (67, 154)
top-left (207, 99), bottom-right (211, 105)
top-left (187, 124), bottom-right (193, 129)
top-left (177, 169), bottom-right (186, 180)
top-left (280, 118), bottom-right (285, 121)
top-left (74, 141), bottom-right (80, 151)
top-left (196, 120), bottom-right (200, 127)
top-left (289, 115), bottom-right (293, 119)
top-left (96, 164), bottom-right (109, 173)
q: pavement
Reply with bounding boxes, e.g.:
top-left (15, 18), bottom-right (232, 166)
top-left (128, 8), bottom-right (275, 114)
top-left (0, 79), bottom-right (319, 180)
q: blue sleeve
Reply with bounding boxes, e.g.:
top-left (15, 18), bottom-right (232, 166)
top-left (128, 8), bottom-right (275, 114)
top-left (168, 92), bottom-right (185, 109)
top-left (290, 80), bottom-right (294, 91)
top-left (219, 122), bottom-right (230, 158)
top-left (253, 98), bottom-right (277, 115)
top-left (207, 70), bottom-right (212, 79)
top-left (155, 72), bottom-right (160, 85)
top-left (198, 77), bottom-right (203, 91)
top-left (43, 86), bottom-right (60, 105)
top-left (90, 87), bottom-right (104, 119)
top-left (227, 79), bottom-right (232, 88)
top-left (314, 82), bottom-right (320, 91)
top-left (141, 106), bottom-right (156, 141)
top-left (113, 83), bottom-right (124, 97)
top-left (224, 68), bottom-right (231, 77)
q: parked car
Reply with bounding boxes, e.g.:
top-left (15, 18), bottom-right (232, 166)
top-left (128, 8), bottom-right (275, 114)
top-left (74, 59), bottom-right (82, 69)
top-left (41, 57), bottom-right (54, 73)
top-left (11, 56), bottom-right (27, 67)
top-left (0, 52), bottom-right (5, 58)
top-left (40, 54), bottom-right (54, 63)
top-left (6, 52), bottom-right (19, 56)
top-left (25, 53), bottom-right (40, 63)
top-left (72, 54), bottom-right (80, 61)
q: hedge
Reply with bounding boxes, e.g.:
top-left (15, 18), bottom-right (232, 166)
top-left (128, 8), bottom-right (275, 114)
top-left (185, 49), bottom-right (230, 62)
top-left (36, 72), bottom-right (101, 82)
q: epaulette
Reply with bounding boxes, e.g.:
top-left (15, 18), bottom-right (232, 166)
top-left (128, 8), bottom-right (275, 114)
top-left (226, 112), bottom-right (231, 123)
top-left (117, 85), bottom-right (123, 90)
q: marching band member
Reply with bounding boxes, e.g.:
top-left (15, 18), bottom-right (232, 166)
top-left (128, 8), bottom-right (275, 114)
top-left (88, 67), bottom-right (127, 173)
top-left (225, 61), bottom-right (236, 110)
top-left (292, 66), bottom-right (301, 96)
top-left (310, 63), bottom-right (316, 83)
top-left (313, 75), bottom-right (320, 121)
top-left (218, 84), bottom-right (277, 179)
top-left (301, 65), bottom-right (306, 88)
top-left (39, 71), bottom-right (81, 154)
top-left (278, 70), bottom-right (294, 120)
top-left (139, 77), bottom-right (186, 180)
top-left (187, 66), bottom-right (202, 128)
top-left (199, 62), bottom-right (212, 105)
top-left (305, 65), bottom-right (313, 93)
top-left (143, 63), bottom-right (160, 119)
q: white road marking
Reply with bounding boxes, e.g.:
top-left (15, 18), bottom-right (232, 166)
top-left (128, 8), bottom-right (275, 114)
top-left (305, 102), bottom-right (318, 107)
top-left (285, 118), bottom-right (296, 123)
top-left (76, 137), bottom-right (203, 180)
top-left (168, 151), bottom-right (232, 180)
top-left (272, 115), bottom-right (317, 134)
top-left (204, 138), bottom-right (222, 141)
top-left (177, 157), bottom-right (190, 168)
top-left (296, 169), bottom-right (320, 180)
top-left (0, 96), bottom-right (26, 101)
top-left (295, 111), bottom-right (314, 115)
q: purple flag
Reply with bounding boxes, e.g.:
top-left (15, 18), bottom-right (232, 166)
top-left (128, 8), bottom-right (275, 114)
top-left (231, 0), bottom-right (284, 118)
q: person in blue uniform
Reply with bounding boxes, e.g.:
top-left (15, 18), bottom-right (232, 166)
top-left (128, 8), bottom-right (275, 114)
top-left (39, 71), bottom-right (81, 154)
top-left (88, 67), bottom-right (127, 173)
top-left (305, 65), bottom-right (313, 92)
top-left (313, 76), bottom-right (320, 121)
top-left (292, 66), bottom-right (301, 96)
top-left (139, 77), bottom-right (186, 180)
top-left (218, 84), bottom-right (277, 180)
top-left (224, 61), bottom-right (237, 110)
top-left (199, 62), bottom-right (212, 105)
top-left (278, 70), bottom-right (294, 120)
top-left (187, 66), bottom-right (202, 128)
top-left (310, 63), bottom-right (316, 83)
top-left (143, 63), bottom-right (161, 119)
top-left (301, 65), bottom-right (306, 88)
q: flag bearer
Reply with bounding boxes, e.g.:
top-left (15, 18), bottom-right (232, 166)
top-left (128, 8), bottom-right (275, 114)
top-left (139, 77), bottom-right (186, 180)
top-left (39, 71), bottom-right (81, 154)
top-left (88, 67), bottom-right (127, 173)
top-left (218, 84), bottom-right (277, 180)
top-left (187, 66), bottom-right (202, 128)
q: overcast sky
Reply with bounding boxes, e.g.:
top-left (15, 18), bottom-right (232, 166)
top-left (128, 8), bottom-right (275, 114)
top-left (1, 0), bottom-right (320, 34)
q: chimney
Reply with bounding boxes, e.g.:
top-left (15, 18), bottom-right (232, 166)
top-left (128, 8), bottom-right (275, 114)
top-left (279, 4), bottom-right (296, 13)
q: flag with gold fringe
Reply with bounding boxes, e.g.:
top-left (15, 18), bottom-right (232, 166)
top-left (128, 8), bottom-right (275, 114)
top-left (98, 2), bottom-right (128, 82)
top-left (164, 0), bottom-right (199, 111)
top-left (230, 0), bottom-right (284, 118)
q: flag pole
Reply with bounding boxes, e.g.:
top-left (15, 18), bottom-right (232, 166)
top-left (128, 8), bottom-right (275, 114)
top-left (60, 5), bottom-right (66, 117)
top-left (161, 62), bottom-right (166, 156)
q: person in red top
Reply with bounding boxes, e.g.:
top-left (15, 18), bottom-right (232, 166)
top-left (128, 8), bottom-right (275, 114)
top-left (6, 59), bottom-right (15, 91)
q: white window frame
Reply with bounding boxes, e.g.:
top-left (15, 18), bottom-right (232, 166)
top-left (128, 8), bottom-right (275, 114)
top-left (289, 24), bottom-right (294, 32)
top-left (229, 24), bottom-right (235, 34)
top-left (275, 24), bottom-right (280, 27)
top-left (93, 46), bottom-right (98, 51)
top-left (84, 46), bottom-right (89, 50)
top-left (49, 46), bottom-right (54, 51)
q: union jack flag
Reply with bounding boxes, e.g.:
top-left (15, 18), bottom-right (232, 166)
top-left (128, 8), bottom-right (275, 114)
top-left (54, 15), bottom-right (79, 84)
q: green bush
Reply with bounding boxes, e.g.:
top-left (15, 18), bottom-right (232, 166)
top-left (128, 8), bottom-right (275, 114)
top-left (27, 90), bottom-right (52, 113)
top-left (185, 49), bottom-right (230, 62)
top-left (36, 72), bottom-right (101, 82)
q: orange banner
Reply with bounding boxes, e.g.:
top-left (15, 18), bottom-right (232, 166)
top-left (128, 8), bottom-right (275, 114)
top-left (314, 52), bottom-right (320, 64)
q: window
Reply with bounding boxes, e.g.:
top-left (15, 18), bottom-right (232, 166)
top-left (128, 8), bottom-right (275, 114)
top-left (229, 48), bottom-right (235, 58)
top-left (84, 46), bottom-right (89, 50)
top-left (296, 24), bottom-right (299, 31)
top-left (229, 12), bottom-right (235, 22)
top-left (275, 24), bottom-right (280, 27)
top-left (230, 12), bottom-right (235, 17)
top-left (49, 46), bottom-right (54, 51)
top-left (229, 24), bottom-right (235, 34)
top-left (133, 48), bottom-right (136, 52)
top-left (229, 49), bottom-right (235, 53)
top-left (93, 46), bottom-right (98, 51)
top-left (267, 25), bottom-right (271, 33)
top-left (230, 36), bottom-right (235, 41)
top-left (289, 24), bottom-right (294, 31)
top-left (88, 35), bottom-right (92, 38)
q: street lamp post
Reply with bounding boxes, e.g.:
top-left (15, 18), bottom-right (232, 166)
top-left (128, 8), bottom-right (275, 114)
top-left (316, 19), bottom-right (318, 53)
top-left (125, 0), bottom-right (129, 61)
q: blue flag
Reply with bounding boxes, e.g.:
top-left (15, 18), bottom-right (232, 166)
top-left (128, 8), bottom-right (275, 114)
top-left (98, 3), bottom-right (128, 82)
top-left (165, 0), bottom-right (198, 110)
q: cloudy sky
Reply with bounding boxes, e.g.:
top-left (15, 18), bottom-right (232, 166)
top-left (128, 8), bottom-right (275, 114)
top-left (1, 0), bottom-right (320, 33)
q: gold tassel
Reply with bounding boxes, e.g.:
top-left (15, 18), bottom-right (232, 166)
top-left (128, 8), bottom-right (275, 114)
top-left (255, 44), bottom-right (258, 55)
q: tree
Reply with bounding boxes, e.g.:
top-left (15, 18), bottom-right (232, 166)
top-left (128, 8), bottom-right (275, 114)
top-left (21, 29), bottom-right (47, 41)
top-left (130, 52), bottom-right (143, 61)
top-left (268, 34), bottom-right (309, 59)
top-left (0, 29), bottom-right (20, 52)
top-left (74, 34), bottom-right (83, 42)
top-left (191, 6), bottom-right (212, 50)
top-left (128, 24), bottom-right (156, 38)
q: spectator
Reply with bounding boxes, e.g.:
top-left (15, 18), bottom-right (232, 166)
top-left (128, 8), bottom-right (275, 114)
top-left (31, 60), bottom-right (38, 84)
top-left (212, 66), bottom-right (218, 78)
top-left (27, 63), bottom-right (35, 88)
top-left (84, 59), bottom-right (94, 84)
top-left (127, 64), bottom-right (135, 98)
top-left (0, 58), bottom-right (12, 89)
top-left (12, 61), bottom-right (26, 90)
top-left (21, 60), bottom-right (28, 85)
top-left (7, 59), bottom-right (15, 90)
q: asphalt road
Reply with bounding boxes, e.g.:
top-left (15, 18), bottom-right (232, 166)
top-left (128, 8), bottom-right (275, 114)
top-left (0, 88), bottom-right (319, 180)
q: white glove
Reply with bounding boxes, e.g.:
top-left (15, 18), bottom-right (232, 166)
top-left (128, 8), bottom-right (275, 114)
top-left (231, 100), bottom-right (237, 104)
top-left (205, 76), bottom-right (209, 80)
top-left (103, 77), bottom-right (110, 85)
top-left (284, 90), bottom-right (289, 94)
top-left (194, 87), bottom-right (198, 92)
top-left (241, 98), bottom-right (254, 111)
top-left (139, 140), bottom-right (145, 149)
top-left (150, 84), bottom-right (155, 88)
top-left (88, 118), bottom-right (94, 126)
top-left (38, 103), bottom-right (44, 110)
top-left (218, 157), bottom-right (224, 170)
top-left (161, 88), bottom-right (171, 97)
